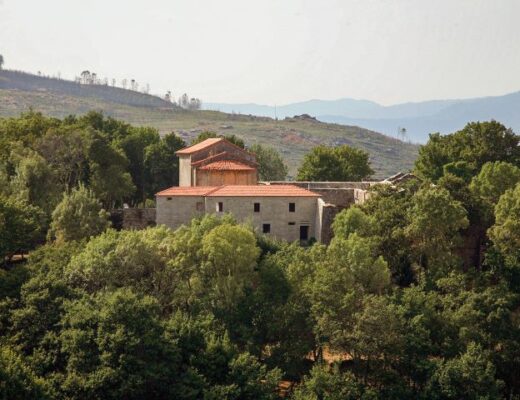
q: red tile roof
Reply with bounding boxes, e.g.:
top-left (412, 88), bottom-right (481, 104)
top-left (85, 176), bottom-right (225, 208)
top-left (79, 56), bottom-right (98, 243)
top-left (198, 160), bottom-right (256, 171)
top-left (175, 138), bottom-right (223, 155)
top-left (156, 185), bottom-right (320, 197)
top-left (156, 186), bottom-right (219, 196)
top-left (209, 185), bottom-right (320, 197)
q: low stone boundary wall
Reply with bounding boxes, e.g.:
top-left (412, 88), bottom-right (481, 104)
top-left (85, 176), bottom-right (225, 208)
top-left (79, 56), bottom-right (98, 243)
top-left (110, 208), bottom-right (156, 230)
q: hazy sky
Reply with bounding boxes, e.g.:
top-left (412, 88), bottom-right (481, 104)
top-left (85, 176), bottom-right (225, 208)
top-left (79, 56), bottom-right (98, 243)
top-left (1, 0), bottom-right (519, 105)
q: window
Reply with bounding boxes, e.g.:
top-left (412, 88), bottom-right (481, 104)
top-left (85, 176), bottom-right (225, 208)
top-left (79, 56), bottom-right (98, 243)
top-left (262, 223), bottom-right (271, 234)
top-left (289, 203), bottom-right (296, 212)
top-left (196, 202), bottom-right (204, 211)
top-left (217, 202), bottom-right (223, 212)
top-left (167, 197), bottom-right (172, 201)
top-left (254, 203), bottom-right (260, 212)
top-left (288, 222), bottom-right (295, 226)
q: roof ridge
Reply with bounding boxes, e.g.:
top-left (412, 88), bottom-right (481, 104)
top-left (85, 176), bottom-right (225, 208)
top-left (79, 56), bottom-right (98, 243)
top-left (175, 137), bottom-right (223, 155)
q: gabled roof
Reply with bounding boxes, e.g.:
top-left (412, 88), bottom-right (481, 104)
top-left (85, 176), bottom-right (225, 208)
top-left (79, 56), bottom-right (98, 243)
top-left (175, 138), bottom-right (224, 155)
top-left (198, 160), bottom-right (256, 171)
top-left (156, 186), bottom-right (220, 196)
top-left (156, 184), bottom-right (320, 198)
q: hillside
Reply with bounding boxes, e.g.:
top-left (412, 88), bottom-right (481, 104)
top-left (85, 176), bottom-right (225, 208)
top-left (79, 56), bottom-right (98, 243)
top-left (0, 70), bottom-right (176, 109)
top-left (206, 91), bottom-right (520, 143)
top-left (0, 71), bottom-right (418, 179)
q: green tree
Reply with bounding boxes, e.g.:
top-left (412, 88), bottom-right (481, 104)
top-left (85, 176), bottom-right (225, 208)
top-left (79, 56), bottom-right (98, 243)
top-left (415, 121), bottom-right (520, 182)
top-left (37, 128), bottom-right (89, 190)
top-left (201, 224), bottom-right (260, 310)
top-left (0, 345), bottom-right (49, 399)
top-left (360, 183), bottom-right (418, 285)
top-left (297, 145), bottom-right (373, 181)
top-left (48, 185), bottom-right (110, 243)
top-left (87, 131), bottom-right (135, 208)
top-left (470, 161), bottom-right (520, 221)
top-left (144, 132), bottom-right (186, 196)
top-left (431, 342), bottom-right (504, 400)
top-left (292, 365), bottom-right (375, 400)
top-left (488, 183), bottom-right (520, 260)
top-left (332, 207), bottom-right (374, 239)
top-left (192, 131), bottom-right (245, 148)
top-left (0, 196), bottom-right (45, 262)
top-left (8, 147), bottom-right (61, 214)
top-left (65, 227), bottom-right (174, 307)
top-left (249, 143), bottom-right (288, 181)
top-left (310, 234), bottom-right (390, 352)
top-left (405, 186), bottom-right (468, 274)
top-left (118, 126), bottom-right (160, 205)
top-left (57, 288), bottom-right (181, 400)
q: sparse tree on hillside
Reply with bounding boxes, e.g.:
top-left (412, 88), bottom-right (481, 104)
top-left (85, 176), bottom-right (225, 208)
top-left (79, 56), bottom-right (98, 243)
top-left (0, 54), bottom-right (4, 69)
top-left (189, 97), bottom-right (201, 110)
top-left (179, 93), bottom-right (189, 108)
top-left (111, 78), bottom-right (116, 86)
top-left (165, 91), bottom-right (172, 102)
top-left (80, 70), bottom-right (90, 84)
top-left (121, 78), bottom-right (127, 89)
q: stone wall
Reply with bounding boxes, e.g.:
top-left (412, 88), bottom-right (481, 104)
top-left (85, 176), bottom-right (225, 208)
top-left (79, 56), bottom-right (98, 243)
top-left (318, 203), bottom-right (343, 244)
top-left (311, 188), bottom-right (355, 208)
top-left (110, 208), bottom-right (156, 230)
top-left (264, 181), bottom-right (375, 190)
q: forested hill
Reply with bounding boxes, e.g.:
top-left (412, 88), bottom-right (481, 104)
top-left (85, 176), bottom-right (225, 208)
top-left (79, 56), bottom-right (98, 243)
top-left (0, 70), bottom-right (418, 178)
top-left (0, 70), bottom-right (174, 109)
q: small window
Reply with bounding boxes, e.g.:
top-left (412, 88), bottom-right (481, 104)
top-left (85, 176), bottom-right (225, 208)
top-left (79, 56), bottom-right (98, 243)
top-left (254, 203), bottom-right (260, 212)
top-left (262, 223), bottom-right (271, 234)
top-left (288, 222), bottom-right (295, 226)
top-left (196, 202), bottom-right (204, 211)
top-left (217, 202), bottom-right (223, 212)
top-left (167, 197), bottom-right (172, 201)
top-left (289, 203), bottom-right (296, 212)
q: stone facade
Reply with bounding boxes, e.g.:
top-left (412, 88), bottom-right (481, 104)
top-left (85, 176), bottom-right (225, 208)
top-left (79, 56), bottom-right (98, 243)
top-left (205, 195), bottom-right (319, 242)
top-left (156, 185), bottom-right (320, 243)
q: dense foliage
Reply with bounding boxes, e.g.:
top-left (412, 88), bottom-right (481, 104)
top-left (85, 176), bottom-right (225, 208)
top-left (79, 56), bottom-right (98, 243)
top-left (296, 144), bottom-right (373, 181)
top-left (2, 118), bottom-right (520, 399)
top-left (249, 143), bottom-right (288, 181)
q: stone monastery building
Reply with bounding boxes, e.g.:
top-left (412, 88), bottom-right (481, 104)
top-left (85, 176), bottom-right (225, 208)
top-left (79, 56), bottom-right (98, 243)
top-left (156, 137), bottom-right (375, 243)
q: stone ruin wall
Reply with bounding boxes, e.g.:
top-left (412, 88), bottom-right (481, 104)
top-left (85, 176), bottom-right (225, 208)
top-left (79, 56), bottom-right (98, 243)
top-left (110, 208), bottom-right (156, 230)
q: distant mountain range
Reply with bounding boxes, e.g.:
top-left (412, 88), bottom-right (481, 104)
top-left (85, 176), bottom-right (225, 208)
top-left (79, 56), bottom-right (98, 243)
top-left (204, 91), bottom-right (520, 143)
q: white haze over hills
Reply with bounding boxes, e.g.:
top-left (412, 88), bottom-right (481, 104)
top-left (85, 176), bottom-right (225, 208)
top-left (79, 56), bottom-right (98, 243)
top-left (204, 91), bottom-right (520, 143)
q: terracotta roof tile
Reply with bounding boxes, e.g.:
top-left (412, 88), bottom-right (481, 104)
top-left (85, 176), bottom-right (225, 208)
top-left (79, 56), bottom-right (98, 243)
top-left (198, 160), bottom-right (256, 171)
top-left (208, 185), bottom-right (320, 197)
top-left (156, 186), bottom-right (219, 196)
top-left (156, 185), bottom-right (320, 197)
top-left (175, 138), bottom-right (223, 155)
